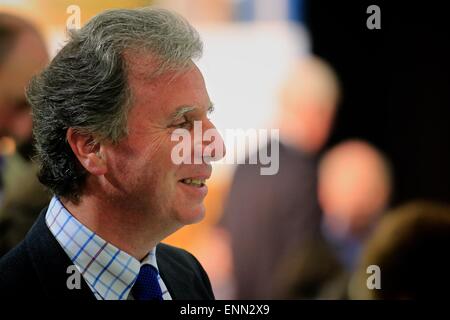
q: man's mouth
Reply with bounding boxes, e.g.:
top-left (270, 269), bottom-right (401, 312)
top-left (180, 178), bottom-right (206, 188)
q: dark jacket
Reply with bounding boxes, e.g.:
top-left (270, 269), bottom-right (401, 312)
top-left (0, 208), bottom-right (215, 300)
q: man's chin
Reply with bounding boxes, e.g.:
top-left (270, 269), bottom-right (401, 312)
top-left (176, 204), bottom-right (206, 225)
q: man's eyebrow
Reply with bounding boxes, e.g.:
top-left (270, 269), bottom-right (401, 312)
top-left (170, 105), bottom-right (196, 121)
top-left (170, 102), bottom-right (215, 120)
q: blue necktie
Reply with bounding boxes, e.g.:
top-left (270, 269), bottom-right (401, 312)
top-left (131, 264), bottom-right (163, 300)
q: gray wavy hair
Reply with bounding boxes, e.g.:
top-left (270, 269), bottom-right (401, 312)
top-left (26, 7), bottom-right (203, 201)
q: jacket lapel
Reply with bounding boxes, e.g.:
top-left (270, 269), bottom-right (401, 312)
top-left (156, 244), bottom-right (198, 300)
top-left (25, 209), bottom-right (96, 300)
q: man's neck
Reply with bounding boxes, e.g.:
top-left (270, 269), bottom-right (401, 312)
top-left (61, 194), bottom-right (178, 261)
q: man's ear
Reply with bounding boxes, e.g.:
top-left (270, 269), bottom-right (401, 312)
top-left (66, 127), bottom-right (107, 176)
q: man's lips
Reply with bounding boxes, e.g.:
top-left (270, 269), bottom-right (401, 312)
top-left (178, 163), bottom-right (212, 193)
top-left (178, 175), bottom-right (210, 188)
top-left (178, 164), bottom-right (212, 186)
top-left (177, 175), bottom-right (209, 199)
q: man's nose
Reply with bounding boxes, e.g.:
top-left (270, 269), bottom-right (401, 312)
top-left (201, 119), bottom-right (226, 162)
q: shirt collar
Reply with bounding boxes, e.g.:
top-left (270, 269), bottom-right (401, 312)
top-left (45, 196), bottom-right (159, 300)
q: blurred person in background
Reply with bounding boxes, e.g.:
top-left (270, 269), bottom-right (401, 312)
top-left (318, 140), bottom-right (392, 256)
top-left (349, 201), bottom-right (450, 299)
top-left (0, 13), bottom-right (50, 257)
top-left (274, 139), bottom-right (392, 299)
top-left (220, 55), bottom-right (340, 299)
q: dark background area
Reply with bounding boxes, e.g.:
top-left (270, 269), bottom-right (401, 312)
top-left (303, 1), bottom-right (450, 206)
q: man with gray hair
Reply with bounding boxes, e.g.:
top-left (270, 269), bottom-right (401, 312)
top-left (0, 7), bottom-right (225, 300)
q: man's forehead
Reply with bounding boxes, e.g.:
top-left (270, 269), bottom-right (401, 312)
top-left (123, 49), bottom-right (197, 81)
top-left (124, 53), bottom-right (211, 119)
top-left (124, 50), bottom-right (162, 80)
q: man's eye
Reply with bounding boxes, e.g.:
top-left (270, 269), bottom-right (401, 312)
top-left (173, 117), bottom-right (192, 129)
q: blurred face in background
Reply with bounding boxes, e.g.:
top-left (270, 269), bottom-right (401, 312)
top-left (278, 56), bottom-right (339, 154)
top-left (318, 140), bottom-right (392, 237)
top-left (283, 98), bottom-right (336, 154)
top-left (0, 30), bottom-right (48, 151)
